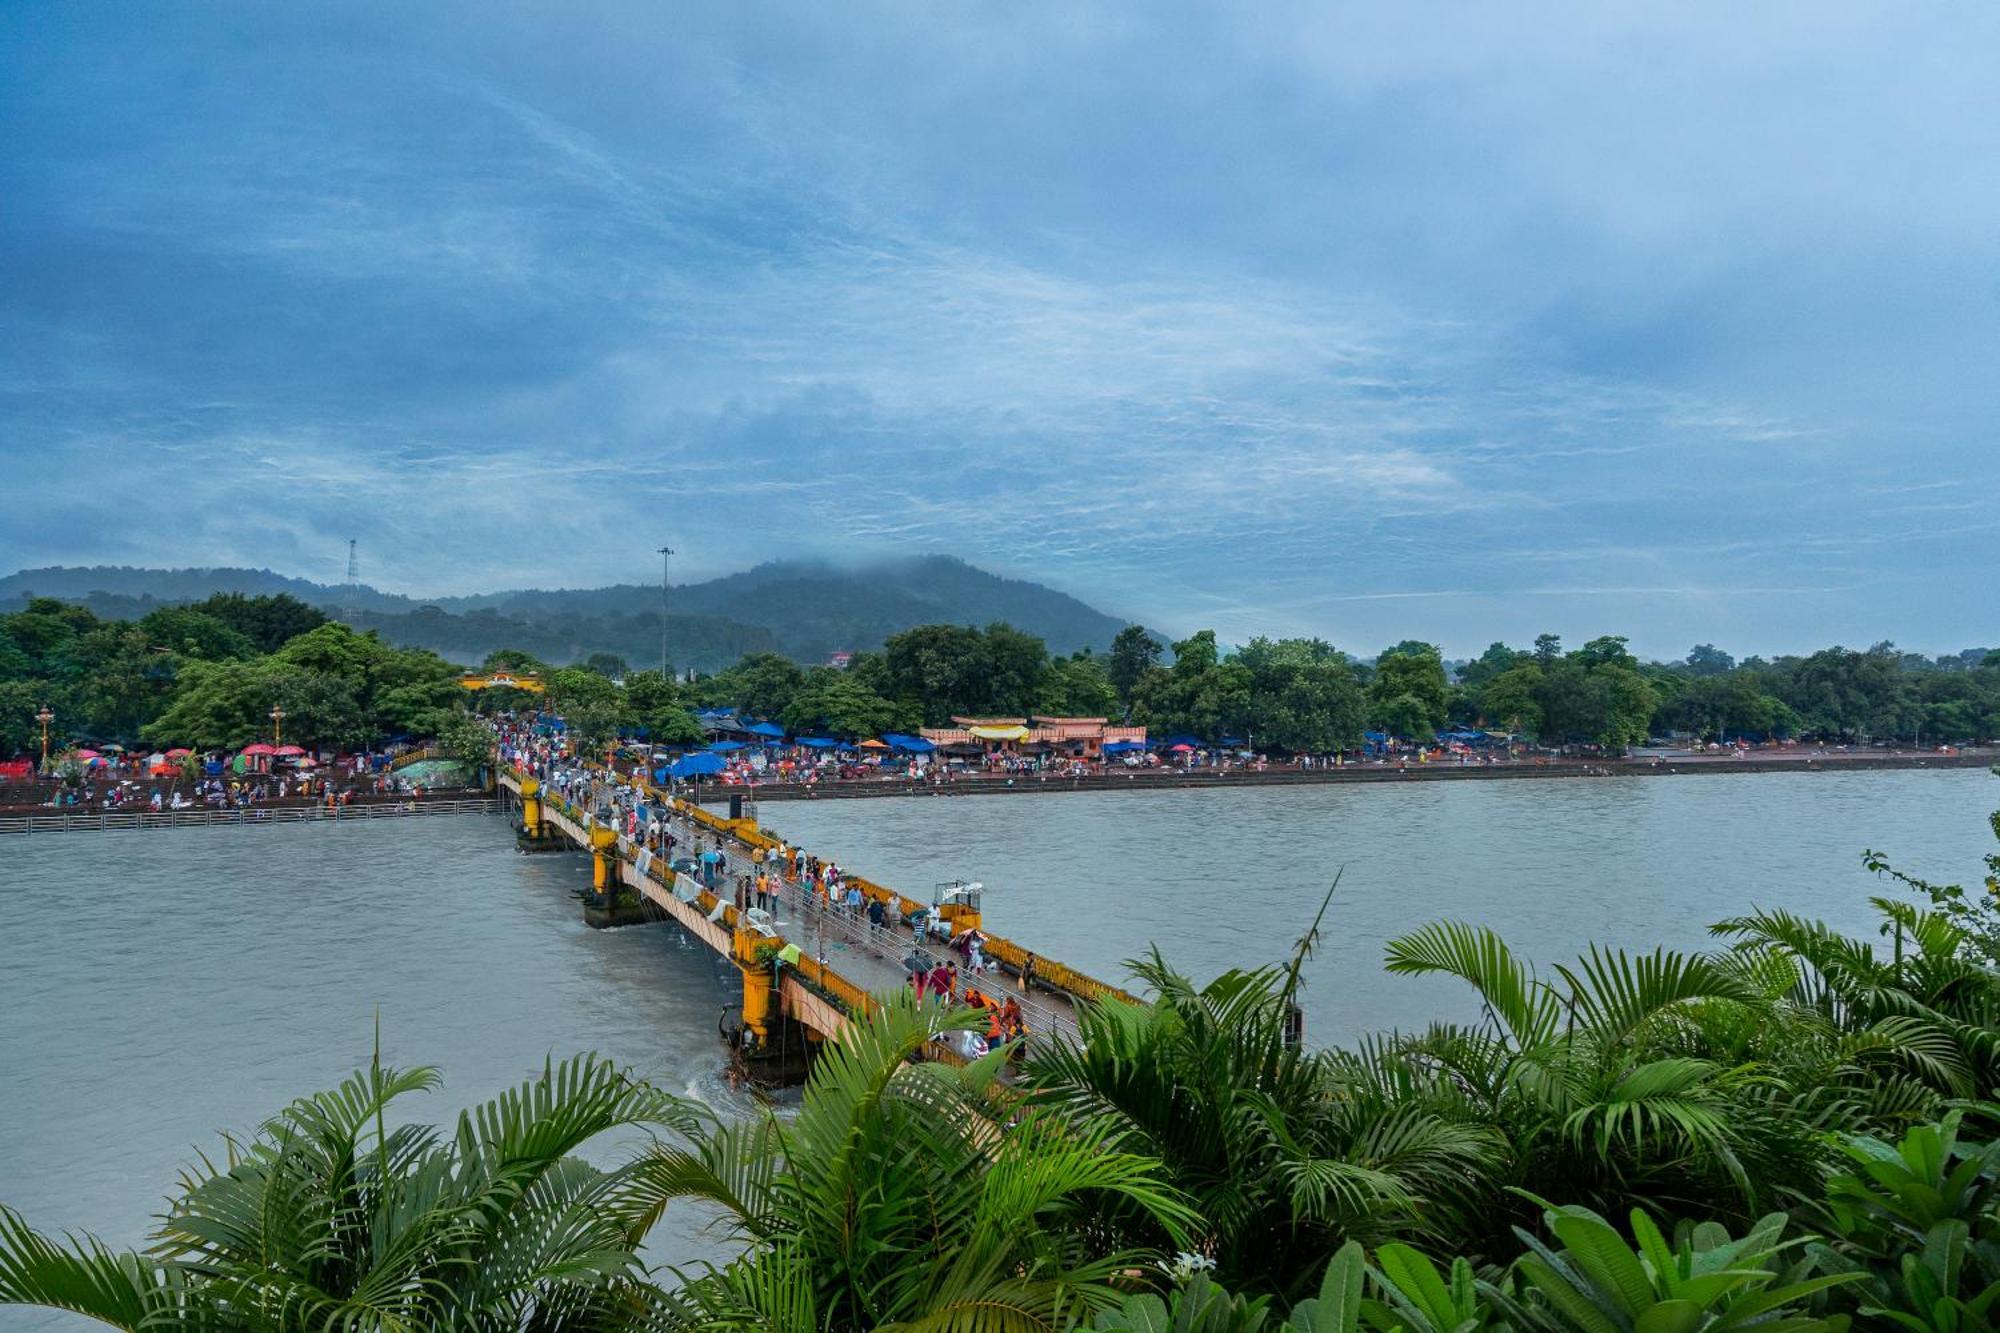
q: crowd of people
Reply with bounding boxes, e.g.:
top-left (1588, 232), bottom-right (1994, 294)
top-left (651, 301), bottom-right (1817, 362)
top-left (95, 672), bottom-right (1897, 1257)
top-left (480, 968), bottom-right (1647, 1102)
top-left (495, 716), bottom-right (1056, 1054)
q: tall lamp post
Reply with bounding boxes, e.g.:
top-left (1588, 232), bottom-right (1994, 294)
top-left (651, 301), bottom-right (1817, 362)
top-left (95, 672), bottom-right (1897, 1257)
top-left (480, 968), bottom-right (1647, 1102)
top-left (270, 704), bottom-right (286, 747)
top-left (656, 543), bottom-right (675, 682)
top-left (36, 705), bottom-right (53, 768)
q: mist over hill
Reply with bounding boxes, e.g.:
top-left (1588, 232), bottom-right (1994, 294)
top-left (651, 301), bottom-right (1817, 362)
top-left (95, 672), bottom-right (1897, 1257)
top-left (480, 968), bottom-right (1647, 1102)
top-left (0, 556), bottom-right (1132, 672)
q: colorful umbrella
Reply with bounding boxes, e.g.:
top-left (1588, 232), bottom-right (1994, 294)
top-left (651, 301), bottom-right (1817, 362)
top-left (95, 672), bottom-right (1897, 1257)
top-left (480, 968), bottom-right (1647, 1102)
top-left (857, 739), bottom-right (889, 750)
top-left (241, 743), bottom-right (277, 756)
top-left (273, 745), bottom-right (306, 756)
top-left (72, 749), bottom-right (101, 760)
top-left (165, 748), bottom-right (192, 757)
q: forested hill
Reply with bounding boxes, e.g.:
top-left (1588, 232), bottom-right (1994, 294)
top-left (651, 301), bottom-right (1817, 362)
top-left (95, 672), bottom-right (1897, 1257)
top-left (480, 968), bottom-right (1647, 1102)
top-left (0, 557), bottom-right (1131, 671)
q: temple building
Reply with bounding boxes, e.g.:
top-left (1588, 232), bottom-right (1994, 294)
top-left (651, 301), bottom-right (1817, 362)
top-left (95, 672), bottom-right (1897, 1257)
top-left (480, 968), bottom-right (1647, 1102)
top-left (919, 716), bottom-right (1146, 758)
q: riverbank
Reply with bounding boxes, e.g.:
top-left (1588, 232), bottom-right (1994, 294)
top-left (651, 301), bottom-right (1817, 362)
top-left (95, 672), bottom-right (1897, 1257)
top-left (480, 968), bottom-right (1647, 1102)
top-left (0, 791), bottom-right (496, 834)
top-left (705, 747), bottom-right (1997, 803)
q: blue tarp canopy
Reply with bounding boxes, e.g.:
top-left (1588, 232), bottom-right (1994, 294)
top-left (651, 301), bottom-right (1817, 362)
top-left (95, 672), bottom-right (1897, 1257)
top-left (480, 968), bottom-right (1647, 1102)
top-left (1364, 731), bottom-right (1388, 742)
top-left (668, 752), bottom-right (727, 778)
top-left (1102, 740), bottom-right (1147, 754)
top-left (796, 737), bottom-right (840, 749)
top-left (745, 721), bottom-right (786, 737)
top-left (882, 733), bottom-right (935, 753)
top-left (707, 740), bottom-right (746, 752)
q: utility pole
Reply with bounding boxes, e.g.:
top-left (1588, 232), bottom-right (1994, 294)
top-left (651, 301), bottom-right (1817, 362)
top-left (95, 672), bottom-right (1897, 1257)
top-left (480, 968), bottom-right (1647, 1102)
top-left (656, 544), bottom-right (675, 682)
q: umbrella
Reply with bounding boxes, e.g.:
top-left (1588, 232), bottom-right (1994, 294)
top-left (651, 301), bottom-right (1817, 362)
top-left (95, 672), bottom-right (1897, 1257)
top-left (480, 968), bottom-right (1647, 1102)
top-left (165, 748), bottom-right (192, 758)
top-left (1169, 743), bottom-right (1194, 753)
top-left (295, 756), bottom-right (318, 767)
top-left (274, 745), bottom-right (306, 756)
top-left (857, 739), bottom-right (889, 750)
top-left (100, 743), bottom-right (127, 753)
top-left (73, 749), bottom-right (101, 760)
top-left (242, 744), bottom-right (277, 756)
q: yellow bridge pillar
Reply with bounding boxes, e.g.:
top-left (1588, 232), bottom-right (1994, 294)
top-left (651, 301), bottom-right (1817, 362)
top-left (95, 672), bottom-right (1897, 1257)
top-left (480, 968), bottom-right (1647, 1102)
top-left (519, 776), bottom-right (544, 837)
top-left (734, 928), bottom-right (777, 1048)
top-left (588, 823), bottom-right (620, 896)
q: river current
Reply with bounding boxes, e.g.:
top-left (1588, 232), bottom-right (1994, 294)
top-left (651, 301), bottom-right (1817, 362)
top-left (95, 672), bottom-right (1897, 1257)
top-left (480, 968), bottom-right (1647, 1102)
top-left (1, 768), bottom-right (1994, 1327)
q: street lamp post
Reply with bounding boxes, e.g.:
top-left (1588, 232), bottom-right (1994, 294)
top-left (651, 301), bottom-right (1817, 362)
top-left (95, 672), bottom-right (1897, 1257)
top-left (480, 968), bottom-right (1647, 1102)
top-left (656, 544), bottom-right (675, 682)
top-left (36, 705), bottom-right (53, 767)
top-left (270, 704), bottom-right (286, 747)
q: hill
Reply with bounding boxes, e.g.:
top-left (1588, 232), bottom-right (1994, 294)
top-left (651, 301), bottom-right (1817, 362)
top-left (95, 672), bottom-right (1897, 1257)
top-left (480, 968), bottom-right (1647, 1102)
top-left (0, 557), bottom-right (1131, 672)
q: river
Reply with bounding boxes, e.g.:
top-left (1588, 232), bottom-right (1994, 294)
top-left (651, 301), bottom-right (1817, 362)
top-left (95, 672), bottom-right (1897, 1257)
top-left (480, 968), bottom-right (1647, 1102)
top-left (1, 768), bottom-right (1994, 1327)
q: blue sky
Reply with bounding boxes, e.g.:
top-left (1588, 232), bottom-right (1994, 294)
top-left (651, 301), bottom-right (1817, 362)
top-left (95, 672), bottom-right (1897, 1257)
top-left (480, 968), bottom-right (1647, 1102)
top-left (3, 2), bottom-right (1994, 660)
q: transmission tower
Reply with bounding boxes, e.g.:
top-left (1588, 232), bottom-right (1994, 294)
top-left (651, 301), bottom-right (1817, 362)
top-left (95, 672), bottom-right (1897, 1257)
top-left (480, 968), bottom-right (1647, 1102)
top-left (343, 539), bottom-right (360, 625)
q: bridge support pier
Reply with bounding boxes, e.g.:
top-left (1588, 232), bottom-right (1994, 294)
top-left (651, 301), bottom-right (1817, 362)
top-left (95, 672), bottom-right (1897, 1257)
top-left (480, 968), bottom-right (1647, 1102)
top-left (724, 928), bottom-right (815, 1085)
top-left (582, 824), bottom-right (651, 928)
top-left (515, 778), bottom-right (563, 853)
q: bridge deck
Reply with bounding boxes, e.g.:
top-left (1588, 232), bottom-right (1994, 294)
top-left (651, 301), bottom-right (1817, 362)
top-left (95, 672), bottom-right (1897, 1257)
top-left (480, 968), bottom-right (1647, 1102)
top-left (502, 767), bottom-right (1094, 1051)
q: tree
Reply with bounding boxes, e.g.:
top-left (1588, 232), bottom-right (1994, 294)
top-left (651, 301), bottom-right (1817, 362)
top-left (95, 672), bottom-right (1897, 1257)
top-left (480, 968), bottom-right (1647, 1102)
top-left (139, 659), bottom-right (274, 750)
top-left (187, 592), bottom-right (329, 654)
top-left (1685, 642), bottom-right (1736, 677)
top-left (882, 623), bottom-right (1052, 724)
top-left (1235, 637), bottom-right (1366, 753)
top-left (0, 1053), bottom-right (701, 1330)
top-left (580, 652), bottom-right (628, 679)
top-left (694, 651), bottom-right (806, 721)
top-left (780, 670), bottom-right (914, 738)
top-left (1533, 633), bottom-right (1562, 665)
top-left (622, 669), bottom-right (704, 745)
top-left (269, 668), bottom-right (368, 751)
top-left (1107, 626), bottom-right (1164, 707)
top-left (134, 608), bottom-right (255, 662)
top-left (1131, 631), bottom-right (1251, 742)
top-left (1478, 662), bottom-right (1544, 736)
top-left (1038, 650), bottom-right (1120, 718)
top-left (1368, 644), bottom-right (1449, 739)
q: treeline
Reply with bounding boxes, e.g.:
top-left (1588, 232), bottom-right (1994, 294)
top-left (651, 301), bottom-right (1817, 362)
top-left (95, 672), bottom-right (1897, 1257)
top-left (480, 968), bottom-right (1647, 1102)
top-left (650, 624), bottom-right (2000, 750)
top-left (6, 798), bottom-right (2000, 1328)
top-left (10, 594), bottom-right (1998, 756)
top-left (0, 594), bottom-right (473, 753)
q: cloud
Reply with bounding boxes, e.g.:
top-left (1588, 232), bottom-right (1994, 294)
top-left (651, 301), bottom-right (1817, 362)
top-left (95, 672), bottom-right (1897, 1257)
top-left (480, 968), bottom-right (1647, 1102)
top-left (2, 1), bottom-right (1994, 657)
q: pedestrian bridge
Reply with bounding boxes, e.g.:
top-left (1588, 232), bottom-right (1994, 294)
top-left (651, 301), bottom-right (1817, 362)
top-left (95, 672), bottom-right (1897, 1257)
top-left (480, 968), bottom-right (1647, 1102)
top-left (496, 764), bottom-right (1134, 1074)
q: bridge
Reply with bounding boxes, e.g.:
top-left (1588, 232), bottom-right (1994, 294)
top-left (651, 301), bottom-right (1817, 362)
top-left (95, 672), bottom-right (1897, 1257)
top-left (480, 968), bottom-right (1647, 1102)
top-left (496, 763), bottom-right (1135, 1076)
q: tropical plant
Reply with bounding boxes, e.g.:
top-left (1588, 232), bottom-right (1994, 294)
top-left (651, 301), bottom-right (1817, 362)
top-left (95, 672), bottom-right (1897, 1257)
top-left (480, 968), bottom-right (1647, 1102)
top-left (1801, 1112), bottom-right (2000, 1331)
top-left (621, 991), bottom-right (1195, 1331)
top-left (1030, 895), bottom-right (1496, 1299)
top-left (0, 1048), bottom-right (704, 1330)
top-left (1375, 921), bottom-right (1806, 1247)
top-left (1508, 1202), bottom-right (1860, 1331)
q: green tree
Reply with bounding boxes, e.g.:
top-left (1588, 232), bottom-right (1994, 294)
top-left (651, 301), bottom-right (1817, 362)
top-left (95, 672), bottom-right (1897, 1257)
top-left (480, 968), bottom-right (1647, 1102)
top-left (1038, 650), bottom-right (1120, 718)
top-left (1368, 644), bottom-right (1449, 739)
top-left (779, 670), bottom-right (914, 738)
top-left (1235, 637), bottom-right (1366, 753)
top-left (622, 669), bottom-right (704, 745)
top-left (135, 608), bottom-right (255, 662)
top-left (1131, 631), bottom-right (1252, 742)
top-left (139, 659), bottom-right (274, 750)
top-left (580, 652), bottom-right (629, 679)
top-left (187, 592), bottom-right (329, 654)
top-left (1479, 662), bottom-right (1544, 736)
top-left (694, 651), bottom-right (806, 720)
top-left (1108, 625), bottom-right (1164, 708)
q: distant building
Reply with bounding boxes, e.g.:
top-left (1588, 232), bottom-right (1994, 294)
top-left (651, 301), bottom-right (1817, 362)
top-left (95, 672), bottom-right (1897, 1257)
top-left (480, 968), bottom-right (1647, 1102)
top-left (827, 650), bottom-right (854, 670)
top-left (921, 715), bottom-right (1145, 757)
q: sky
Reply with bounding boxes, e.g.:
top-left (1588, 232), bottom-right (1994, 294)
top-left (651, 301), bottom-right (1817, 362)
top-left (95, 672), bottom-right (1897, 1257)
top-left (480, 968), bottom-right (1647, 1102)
top-left (2, 2), bottom-right (1995, 661)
